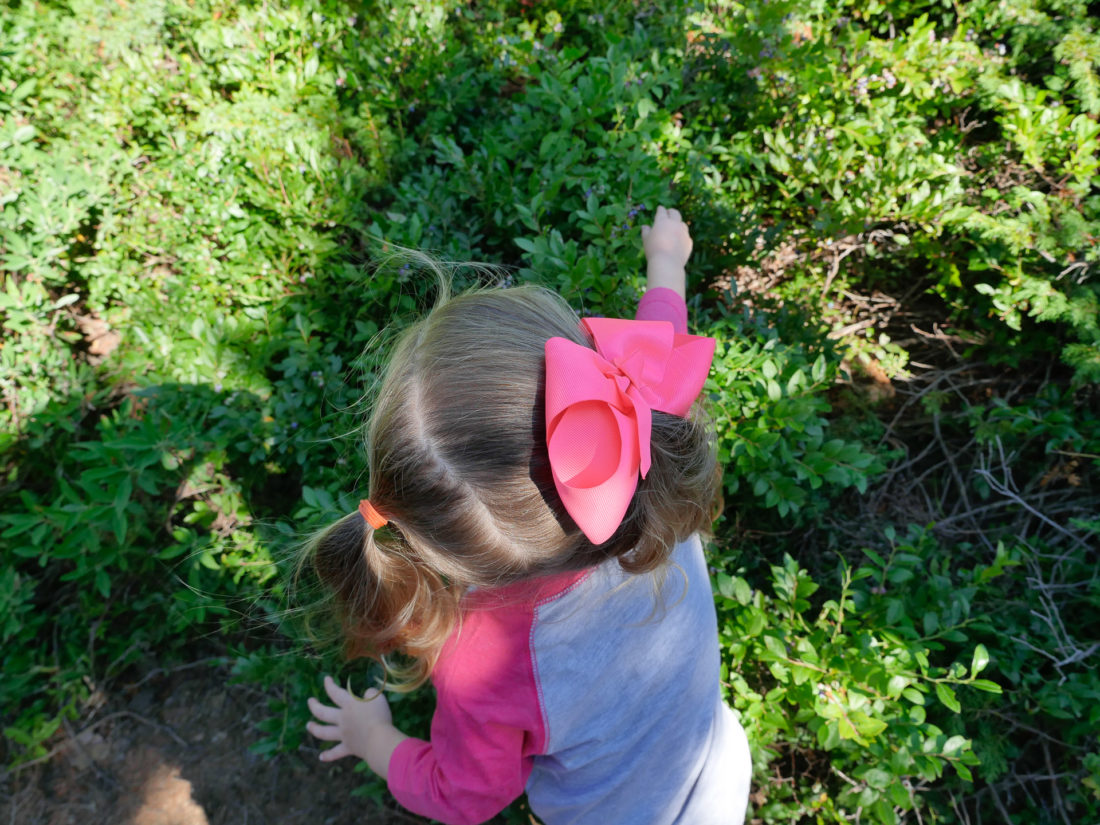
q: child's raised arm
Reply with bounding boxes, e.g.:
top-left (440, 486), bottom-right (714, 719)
top-left (640, 205), bottom-right (692, 300)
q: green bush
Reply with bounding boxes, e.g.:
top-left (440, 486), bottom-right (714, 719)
top-left (2, 1), bottom-right (1097, 823)
top-left (707, 306), bottom-right (882, 517)
top-left (713, 541), bottom-right (1002, 821)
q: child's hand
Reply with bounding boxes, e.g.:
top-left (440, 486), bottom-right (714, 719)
top-left (642, 205), bottom-right (692, 266)
top-left (307, 675), bottom-right (407, 777)
top-left (641, 205), bottom-right (692, 298)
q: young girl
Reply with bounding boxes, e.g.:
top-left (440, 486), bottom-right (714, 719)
top-left (305, 206), bottom-right (751, 824)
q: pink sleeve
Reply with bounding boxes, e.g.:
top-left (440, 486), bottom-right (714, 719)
top-left (386, 597), bottom-right (547, 825)
top-left (636, 287), bottom-right (688, 334)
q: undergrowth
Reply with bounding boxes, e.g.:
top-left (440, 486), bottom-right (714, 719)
top-left (2, 1), bottom-right (1097, 822)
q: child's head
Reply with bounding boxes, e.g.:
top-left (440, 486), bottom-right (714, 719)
top-left (309, 284), bottom-right (718, 684)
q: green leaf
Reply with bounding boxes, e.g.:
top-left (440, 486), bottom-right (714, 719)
top-left (811, 354), bottom-right (827, 382)
top-left (902, 687), bottom-right (925, 705)
top-left (837, 715), bottom-right (858, 741)
top-left (862, 768), bottom-right (891, 789)
top-left (716, 572), bottom-right (734, 599)
top-left (887, 674), bottom-right (908, 698)
top-left (935, 682), bottom-right (961, 713)
top-left (53, 293), bottom-right (80, 309)
top-left (111, 508), bottom-right (127, 545)
top-left (157, 542), bottom-right (189, 561)
top-left (851, 711), bottom-right (887, 739)
top-left (12, 125), bottom-right (37, 144)
top-left (113, 475), bottom-right (132, 514)
top-left (95, 568), bottom-right (111, 599)
top-left (11, 78), bottom-right (36, 103)
top-left (301, 486), bottom-right (320, 508)
top-left (887, 779), bottom-right (911, 808)
top-left (861, 546), bottom-right (886, 569)
top-left (732, 576), bottom-right (752, 606)
top-left (943, 735), bottom-right (968, 756)
top-left (763, 634), bottom-right (787, 657)
top-left (922, 611), bottom-right (939, 636)
top-left (970, 643), bottom-right (989, 677)
top-left (969, 679), bottom-right (1003, 694)
top-left (743, 610), bottom-right (766, 637)
top-left (886, 598), bottom-right (905, 624)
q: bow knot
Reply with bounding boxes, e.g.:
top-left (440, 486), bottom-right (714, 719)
top-left (544, 317), bottom-right (715, 544)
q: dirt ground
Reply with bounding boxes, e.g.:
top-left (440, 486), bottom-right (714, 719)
top-left (0, 662), bottom-right (428, 825)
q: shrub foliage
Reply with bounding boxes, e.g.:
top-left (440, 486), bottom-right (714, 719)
top-left (2, 1), bottom-right (1097, 822)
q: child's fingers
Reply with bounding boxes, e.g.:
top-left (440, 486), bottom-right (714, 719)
top-left (307, 696), bottom-right (341, 724)
top-left (306, 720), bottom-right (343, 741)
top-left (652, 205), bottom-right (683, 227)
top-left (319, 743), bottom-right (352, 762)
top-left (323, 674), bottom-right (352, 706)
top-left (641, 225), bottom-right (651, 240)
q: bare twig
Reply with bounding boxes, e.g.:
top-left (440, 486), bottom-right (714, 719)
top-left (877, 363), bottom-right (982, 444)
top-left (931, 490), bottom-right (1069, 530)
top-left (947, 791), bottom-right (971, 825)
top-left (973, 466), bottom-right (1091, 552)
top-left (822, 243), bottom-right (860, 298)
top-left (979, 709), bottom-right (1085, 751)
top-left (985, 781), bottom-right (1014, 823)
top-left (1042, 739), bottom-right (1073, 825)
top-left (123, 656), bottom-right (229, 692)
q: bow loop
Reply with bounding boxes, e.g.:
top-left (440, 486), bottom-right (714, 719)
top-left (545, 319), bottom-right (715, 544)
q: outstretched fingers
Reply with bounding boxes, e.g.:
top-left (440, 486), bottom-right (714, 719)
top-left (318, 742), bottom-right (352, 762)
top-left (322, 674), bottom-right (353, 706)
top-left (308, 696), bottom-right (341, 724)
top-left (307, 720), bottom-right (343, 741)
top-left (654, 205), bottom-right (682, 223)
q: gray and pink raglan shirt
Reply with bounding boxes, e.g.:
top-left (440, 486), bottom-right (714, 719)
top-left (386, 290), bottom-right (752, 824)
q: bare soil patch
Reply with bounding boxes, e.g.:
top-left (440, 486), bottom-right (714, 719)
top-left (1, 661), bottom-right (426, 825)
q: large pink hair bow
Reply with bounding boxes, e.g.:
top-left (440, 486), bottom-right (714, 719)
top-left (544, 317), bottom-right (716, 545)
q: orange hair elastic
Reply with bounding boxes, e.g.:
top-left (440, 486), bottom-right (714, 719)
top-left (358, 499), bottom-right (388, 530)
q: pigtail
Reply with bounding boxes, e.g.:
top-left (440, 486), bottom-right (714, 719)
top-left (309, 511), bottom-right (462, 690)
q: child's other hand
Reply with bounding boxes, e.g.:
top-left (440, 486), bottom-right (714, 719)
top-left (307, 675), bottom-right (396, 768)
top-left (641, 205), bottom-right (692, 267)
top-left (641, 205), bottom-right (691, 298)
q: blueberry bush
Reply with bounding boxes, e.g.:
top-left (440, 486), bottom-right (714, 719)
top-left (2, 1), bottom-right (1096, 822)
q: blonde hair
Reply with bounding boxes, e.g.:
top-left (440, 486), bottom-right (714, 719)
top-left (308, 284), bottom-right (719, 688)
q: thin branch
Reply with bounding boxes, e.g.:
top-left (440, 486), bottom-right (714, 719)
top-left (1043, 739), bottom-right (1073, 825)
top-left (978, 709), bottom-right (1085, 751)
top-left (123, 656), bottom-right (229, 692)
top-left (974, 468), bottom-right (1091, 552)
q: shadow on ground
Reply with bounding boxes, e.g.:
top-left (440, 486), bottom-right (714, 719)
top-left (0, 661), bottom-right (430, 825)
